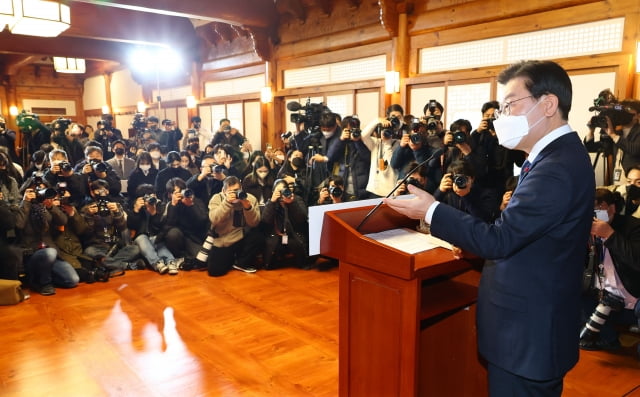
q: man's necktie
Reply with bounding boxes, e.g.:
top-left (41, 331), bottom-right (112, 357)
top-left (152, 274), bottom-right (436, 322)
top-left (119, 160), bottom-right (124, 177)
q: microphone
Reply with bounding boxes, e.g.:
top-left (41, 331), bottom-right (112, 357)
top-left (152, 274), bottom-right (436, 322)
top-left (286, 101), bottom-right (303, 112)
top-left (355, 147), bottom-right (445, 232)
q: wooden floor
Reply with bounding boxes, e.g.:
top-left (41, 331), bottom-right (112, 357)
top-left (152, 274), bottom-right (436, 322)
top-left (1, 265), bottom-right (639, 397)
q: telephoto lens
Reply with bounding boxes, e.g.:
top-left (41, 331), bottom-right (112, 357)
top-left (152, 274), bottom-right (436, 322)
top-left (181, 188), bottom-right (194, 198)
top-left (237, 190), bottom-right (248, 200)
top-left (453, 174), bottom-right (468, 189)
top-left (329, 185), bottom-right (343, 197)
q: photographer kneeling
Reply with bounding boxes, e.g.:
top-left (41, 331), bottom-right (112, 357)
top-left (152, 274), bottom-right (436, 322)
top-left (580, 188), bottom-right (640, 354)
top-left (207, 176), bottom-right (262, 276)
top-left (262, 179), bottom-right (310, 270)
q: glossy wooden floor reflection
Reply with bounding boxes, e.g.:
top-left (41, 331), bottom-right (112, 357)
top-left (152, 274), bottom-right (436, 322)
top-left (1, 264), bottom-right (639, 397)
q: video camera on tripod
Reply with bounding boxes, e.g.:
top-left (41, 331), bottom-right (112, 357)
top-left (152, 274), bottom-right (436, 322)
top-left (588, 89), bottom-right (634, 131)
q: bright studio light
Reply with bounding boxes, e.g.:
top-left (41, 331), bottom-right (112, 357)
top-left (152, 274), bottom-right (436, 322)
top-left (129, 47), bottom-right (182, 75)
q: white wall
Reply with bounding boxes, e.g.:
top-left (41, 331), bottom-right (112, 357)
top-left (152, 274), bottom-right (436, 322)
top-left (83, 75), bottom-right (106, 111)
top-left (111, 70), bottom-right (144, 110)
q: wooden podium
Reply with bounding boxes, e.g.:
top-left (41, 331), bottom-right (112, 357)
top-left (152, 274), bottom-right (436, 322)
top-left (321, 205), bottom-right (487, 397)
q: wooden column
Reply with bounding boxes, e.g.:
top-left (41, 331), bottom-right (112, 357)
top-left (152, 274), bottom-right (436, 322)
top-left (261, 61), bottom-right (277, 150)
top-left (104, 72), bottom-right (112, 115)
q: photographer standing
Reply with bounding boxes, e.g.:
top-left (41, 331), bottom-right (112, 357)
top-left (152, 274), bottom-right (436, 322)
top-left (182, 116), bottom-right (211, 151)
top-left (361, 105), bottom-right (403, 197)
top-left (0, 115), bottom-right (20, 164)
top-left (159, 119), bottom-right (183, 153)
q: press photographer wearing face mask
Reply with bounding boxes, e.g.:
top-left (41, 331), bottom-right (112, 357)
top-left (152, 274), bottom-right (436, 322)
top-left (186, 155), bottom-right (225, 203)
top-left (261, 178), bottom-right (311, 270)
top-left (580, 188), bottom-right (640, 355)
top-left (106, 140), bottom-right (136, 181)
top-left (241, 157), bottom-right (275, 208)
top-left (75, 145), bottom-right (122, 200)
top-left (206, 176), bottom-right (262, 276)
top-left (384, 60), bottom-right (595, 396)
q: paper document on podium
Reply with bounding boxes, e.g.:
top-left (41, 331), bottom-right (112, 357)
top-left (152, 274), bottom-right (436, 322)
top-left (363, 228), bottom-right (452, 254)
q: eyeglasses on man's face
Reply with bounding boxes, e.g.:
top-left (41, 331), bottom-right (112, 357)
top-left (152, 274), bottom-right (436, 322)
top-left (495, 95), bottom-right (534, 119)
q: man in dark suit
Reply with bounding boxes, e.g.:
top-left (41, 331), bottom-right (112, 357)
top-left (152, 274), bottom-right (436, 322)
top-left (384, 60), bottom-right (595, 396)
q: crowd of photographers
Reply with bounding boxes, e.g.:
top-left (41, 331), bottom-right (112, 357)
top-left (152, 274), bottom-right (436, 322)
top-left (1, 94), bottom-right (639, 309)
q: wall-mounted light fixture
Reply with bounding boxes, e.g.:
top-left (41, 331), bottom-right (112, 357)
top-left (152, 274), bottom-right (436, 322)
top-left (260, 87), bottom-right (273, 104)
top-left (1, 0), bottom-right (71, 38)
top-left (137, 101), bottom-right (146, 113)
top-left (186, 95), bottom-right (197, 109)
top-left (101, 105), bottom-right (110, 115)
top-left (53, 57), bottom-right (85, 73)
top-left (9, 105), bottom-right (19, 116)
top-left (385, 71), bottom-right (400, 94)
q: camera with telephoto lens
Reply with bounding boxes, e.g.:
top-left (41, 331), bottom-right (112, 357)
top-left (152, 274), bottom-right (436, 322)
top-left (279, 187), bottom-right (293, 200)
top-left (579, 289), bottom-right (626, 343)
top-left (90, 160), bottom-right (108, 173)
top-left (131, 113), bottom-right (147, 131)
top-left (281, 131), bottom-right (292, 140)
top-left (194, 230), bottom-right (218, 266)
top-left (144, 194), bottom-right (158, 205)
top-left (453, 174), bottom-right (469, 189)
top-left (448, 130), bottom-right (467, 146)
top-left (181, 188), bottom-right (194, 198)
top-left (328, 185), bottom-right (343, 197)
top-left (96, 199), bottom-right (111, 217)
top-left (16, 110), bottom-right (44, 136)
top-left (589, 90), bottom-right (634, 130)
top-left (59, 161), bottom-right (73, 173)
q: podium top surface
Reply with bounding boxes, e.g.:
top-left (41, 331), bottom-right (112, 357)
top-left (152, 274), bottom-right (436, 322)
top-left (320, 205), bottom-right (475, 280)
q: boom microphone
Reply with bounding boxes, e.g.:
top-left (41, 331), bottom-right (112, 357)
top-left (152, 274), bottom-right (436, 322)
top-left (286, 101), bottom-right (303, 112)
top-left (355, 147), bottom-right (445, 232)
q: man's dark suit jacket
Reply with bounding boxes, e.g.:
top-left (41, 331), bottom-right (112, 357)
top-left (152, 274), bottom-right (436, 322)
top-left (430, 131), bottom-right (595, 381)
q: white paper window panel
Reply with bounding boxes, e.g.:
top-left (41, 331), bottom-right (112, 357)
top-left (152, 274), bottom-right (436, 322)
top-left (111, 70), bottom-right (143, 109)
top-left (568, 71), bottom-right (616, 186)
top-left (163, 107), bottom-right (177, 124)
top-left (284, 55), bottom-right (386, 89)
top-left (285, 96), bottom-right (325, 134)
top-left (86, 116), bottom-right (101, 132)
top-left (409, 86), bottom-right (445, 120)
top-left (198, 105), bottom-right (212, 133)
top-left (22, 99), bottom-right (77, 116)
top-left (114, 114), bottom-right (133, 137)
top-left (326, 94), bottom-right (353, 120)
top-left (151, 85), bottom-right (192, 103)
top-left (226, 103), bottom-right (244, 133)
top-left (203, 74), bottom-right (265, 98)
top-left (177, 107), bottom-right (189, 131)
top-left (419, 18), bottom-right (624, 73)
top-left (355, 91), bottom-right (380, 126)
top-left (446, 83), bottom-right (491, 131)
top-left (244, 101), bottom-right (262, 150)
top-left (83, 75), bottom-right (106, 111)
top-left (211, 105), bottom-right (227, 129)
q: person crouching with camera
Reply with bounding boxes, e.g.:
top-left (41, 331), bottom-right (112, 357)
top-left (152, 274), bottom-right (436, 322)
top-left (75, 145), bottom-right (122, 199)
top-left (207, 176), bottom-right (262, 276)
top-left (262, 178), bottom-right (310, 270)
top-left (80, 179), bottom-right (140, 272)
top-left (433, 160), bottom-right (498, 223)
top-left (317, 175), bottom-right (350, 205)
top-left (159, 178), bottom-right (209, 266)
top-left (16, 179), bottom-right (79, 295)
top-left (580, 188), bottom-right (640, 353)
top-left (127, 184), bottom-right (182, 275)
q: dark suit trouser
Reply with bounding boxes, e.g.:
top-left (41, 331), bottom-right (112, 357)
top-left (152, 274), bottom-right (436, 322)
top-left (488, 363), bottom-right (563, 397)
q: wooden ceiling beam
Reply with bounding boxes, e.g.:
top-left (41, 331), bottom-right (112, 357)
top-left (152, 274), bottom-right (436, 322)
top-left (67, 0), bottom-right (278, 28)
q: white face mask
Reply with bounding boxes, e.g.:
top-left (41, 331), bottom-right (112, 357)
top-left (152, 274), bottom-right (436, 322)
top-left (150, 152), bottom-right (161, 160)
top-left (322, 130), bottom-right (334, 139)
top-left (493, 96), bottom-right (545, 150)
top-left (35, 163), bottom-right (43, 170)
top-left (594, 209), bottom-right (609, 223)
top-left (139, 164), bottom-right (151, 172)
top-left (256, 171), bottom-right (269, 179)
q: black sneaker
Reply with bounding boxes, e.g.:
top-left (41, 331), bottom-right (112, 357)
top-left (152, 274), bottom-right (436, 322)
top-left (579, 337), bottom-right (621, 351)
top-left (36, 284), bottom-right (56, 296)
top-left (232, 264), bottom-right (257, 273)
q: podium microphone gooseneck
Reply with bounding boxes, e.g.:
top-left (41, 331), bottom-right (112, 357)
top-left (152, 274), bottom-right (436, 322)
top-left (355, 147), bottom-right (444, 232)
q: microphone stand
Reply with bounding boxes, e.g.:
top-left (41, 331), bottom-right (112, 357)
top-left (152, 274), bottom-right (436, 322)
top-left (355, 147), bottom-right (444, 232)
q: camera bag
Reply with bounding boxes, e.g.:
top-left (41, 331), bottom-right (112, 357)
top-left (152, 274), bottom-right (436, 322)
top-left (0, 279), bottom-right (26, 305)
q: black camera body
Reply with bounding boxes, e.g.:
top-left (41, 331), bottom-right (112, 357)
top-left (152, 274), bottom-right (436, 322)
top-left (144, 194), bottom-right (158, 205)
top-left (211, 164), bottom-right (226, 174)
top-left (281, 131), bottom-right (292, 140)
top-left (96, 199), bottom-right (111, 216)
top-left (236, 190), bottom-right (248, 200)
top-left (425, 117), bottom-right (439, 134)
top-left (35, 187), bottom-right (57, 202)
top-left (59, 161), bottom-right (73, 173)
top-left (448, 130), bottom-right (467, 146)
top-left (453, 174), bottom-right (469, 189)
top-left (405, 177), bottom-right (422, 189)
top-left (181, 188), bottom-right (194, 198)
top-left (280, 187), bottom-right (293, 199)
top-left (131, 113), bottom-right (147, 131)
top-left (427, 99), bottom-right (439, 115)
top-left (288, 98), bottom-right (330, 133)
top-left (329, 185), bottom-right (343, 197)
top-left (52, 117), bottom-right (72, 133)
top-left (90, 160), bottom-right (108, 173)
top-left (347, 116), bottom-right (361, 138)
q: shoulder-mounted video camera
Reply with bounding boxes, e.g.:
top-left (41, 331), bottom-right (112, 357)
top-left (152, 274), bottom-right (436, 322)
top-left (16, 110), bottom-right (46, 135)
top-left (287, 98), bottom-right (331, 132)
top-left (589, 89), bottom-right (634, 130)
top-left (52, 117), bottom-right (72, 133)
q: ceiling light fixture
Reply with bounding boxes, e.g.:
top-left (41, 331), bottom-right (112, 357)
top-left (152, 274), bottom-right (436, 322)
top-left (53, 57), bottom-right (86, 73)
top-left (3, 0), bottom-right (70, 38)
